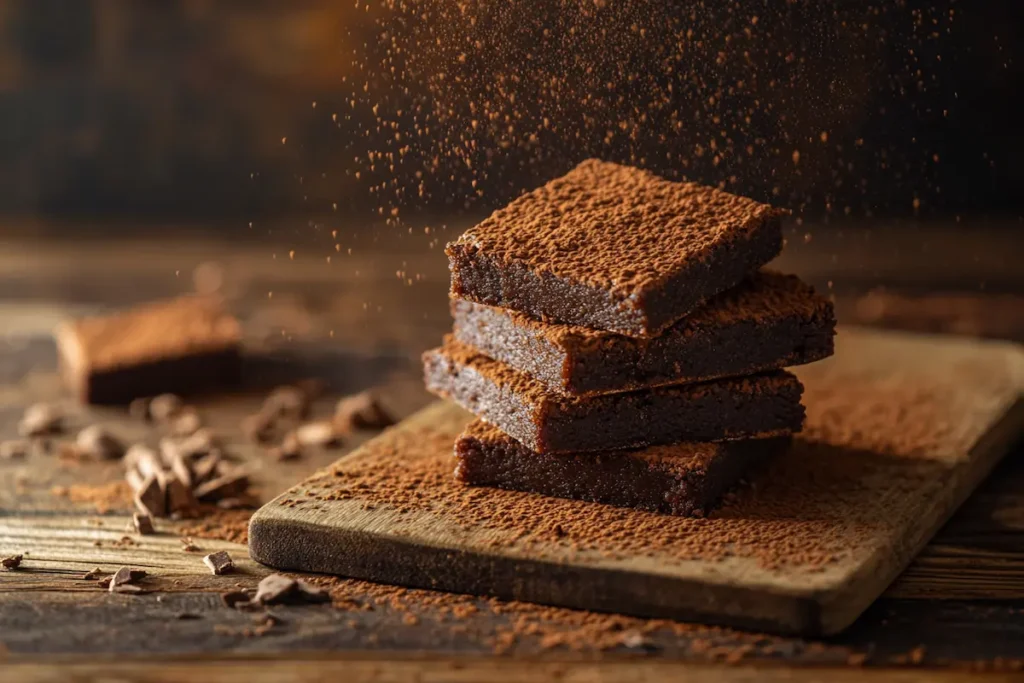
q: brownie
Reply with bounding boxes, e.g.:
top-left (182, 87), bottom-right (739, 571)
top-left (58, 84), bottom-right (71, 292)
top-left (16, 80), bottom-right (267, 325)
top-left (423, 337), bottom-right (805, 454)
top-left (451, 271), bottom-right (835, 396)
top-left (446, 159), bottom-right (786, 337)
top-left (455, 419), bottom-right (790, 516)
top-left (56, 295), bottom-right (242, 405)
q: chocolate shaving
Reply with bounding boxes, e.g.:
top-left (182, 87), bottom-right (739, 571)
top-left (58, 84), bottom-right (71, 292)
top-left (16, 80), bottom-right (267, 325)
top-left (2, 554), bottom-right (23, 570)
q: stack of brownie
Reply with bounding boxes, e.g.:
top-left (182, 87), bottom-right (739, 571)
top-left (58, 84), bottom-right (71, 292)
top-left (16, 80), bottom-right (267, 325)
top-left (423, 159), bottom-right (835, 516)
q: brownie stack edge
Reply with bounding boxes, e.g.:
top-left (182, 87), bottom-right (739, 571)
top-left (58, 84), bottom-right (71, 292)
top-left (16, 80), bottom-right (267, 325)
top-left (422, 158), bottom-right (835, 517)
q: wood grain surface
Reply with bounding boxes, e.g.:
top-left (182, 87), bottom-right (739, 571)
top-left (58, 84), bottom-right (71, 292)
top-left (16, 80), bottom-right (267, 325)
top-left (249, 327), bottom-right (1024, 636)
top-left (3, 232), bottom-right (1024, 676)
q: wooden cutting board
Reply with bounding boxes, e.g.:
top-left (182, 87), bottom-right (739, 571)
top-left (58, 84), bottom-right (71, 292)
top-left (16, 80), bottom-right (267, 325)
top-left (249, 327), bottom-right (1024, 636)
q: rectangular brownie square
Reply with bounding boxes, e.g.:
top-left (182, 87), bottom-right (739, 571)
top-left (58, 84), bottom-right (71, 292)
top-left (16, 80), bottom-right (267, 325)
top-left (56, 295), bottom-right (242, 405)
top-left (455, 419), bottom-right (789, 517)
top-left (446, 159), bottom-right (786, 337)
top-left (451, 270), bottom-right (835, 397)
top-left (423, 337), bottom-right (805, 454)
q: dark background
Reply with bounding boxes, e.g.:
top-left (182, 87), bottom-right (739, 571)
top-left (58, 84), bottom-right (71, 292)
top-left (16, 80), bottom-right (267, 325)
top-left (0, 0), bottom-right (1020, 229)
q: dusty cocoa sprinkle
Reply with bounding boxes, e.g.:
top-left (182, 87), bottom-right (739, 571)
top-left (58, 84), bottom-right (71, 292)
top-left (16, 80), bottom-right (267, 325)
top-left (50, 482), bottom-right (133, 514)
top-left (178, 508), bottom-right (252, 545)
top-left (294, 574), bottom-right (853, 660)
top-left (293, 360), bottom-right (1003, 573)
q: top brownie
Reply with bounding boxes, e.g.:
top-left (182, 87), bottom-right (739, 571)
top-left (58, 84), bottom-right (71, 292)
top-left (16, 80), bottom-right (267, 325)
top-left (447, 159), bottom-right (787, 337)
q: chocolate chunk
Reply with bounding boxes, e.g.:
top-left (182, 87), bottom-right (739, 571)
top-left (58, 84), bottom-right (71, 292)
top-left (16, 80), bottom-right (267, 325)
top-left (2, 554), bottom-right (23, 570)
top-left (0, 440), bottom-right (30, 460)
top-left (446, 159), bottom-right (785, 337)
top-left (334, 391), bottom-right (395, 430)
top-left (254, 574), bottom-right (329, 605)
top-left (133, 512), bottom-right (155, 535)
top-left (166, 476), bottom-right (199, 516)
top-left (18, 403), bottom-right (63, 437)
top-left (76, 425), bottom-right (126, 460)
top-left (424, 337), bottom-right (805, 453)
top-left (203, 551), bottom-right (235, 575)
top-left (193, 471), bottom-right (249, 502)
top-left (133, 474), bottom-right (167, 518)
top-left (54, 296), bottom-right (242, 405)
top-left (456, 419), bottom-right (788, 516)
top-left (254, 574), bottom-right (296, 604)
top-left (109, 566), bottom-right (147, 592)
top-left (451, 271), bottom-right (836, 396)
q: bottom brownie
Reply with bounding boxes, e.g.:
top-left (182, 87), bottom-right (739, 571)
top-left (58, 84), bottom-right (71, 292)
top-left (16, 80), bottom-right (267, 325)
top-left (455, 420), bottom-right (789, 516)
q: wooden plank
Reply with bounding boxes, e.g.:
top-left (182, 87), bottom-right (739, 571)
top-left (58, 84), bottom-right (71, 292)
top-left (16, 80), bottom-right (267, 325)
top-left (249, 327), bottom-right (1024, 637)
top-left (5, 658), bottom-right (1024, 683)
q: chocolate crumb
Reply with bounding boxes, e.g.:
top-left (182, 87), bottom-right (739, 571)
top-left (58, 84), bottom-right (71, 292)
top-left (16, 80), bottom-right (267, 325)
top-left (203, 551), bottom-right (235, 575)
top-left (176, 612), bottom-right (202, 620)
top-left (81, 567), bottom-right (104, 580)
top-left (180, 537), bottom-right (201, 552)
top-left (2, 554), bottom-right (23, 570)
top-left (133, 512), bottom-right (155, 535)
top-left (334, 391), bottom-right (395, 431)
top-left (254, 574), bottom-right (296, 605)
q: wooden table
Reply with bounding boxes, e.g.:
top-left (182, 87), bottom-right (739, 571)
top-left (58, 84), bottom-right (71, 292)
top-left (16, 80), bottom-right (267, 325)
top-left (2, 223), bottom-right (1023, 681)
